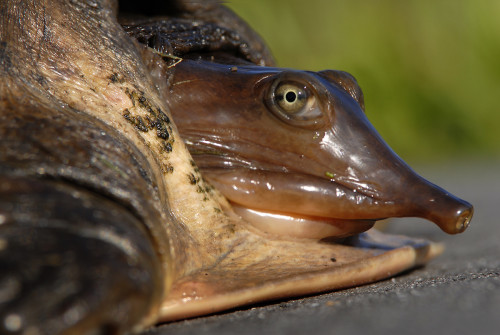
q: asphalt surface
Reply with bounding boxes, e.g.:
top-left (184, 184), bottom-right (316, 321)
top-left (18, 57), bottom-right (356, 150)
top-left (145, 159), bottom-right (500, 335)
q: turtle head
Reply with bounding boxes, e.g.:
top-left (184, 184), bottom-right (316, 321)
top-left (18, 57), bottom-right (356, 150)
top-left (167, 59), bottom-right (473, 239)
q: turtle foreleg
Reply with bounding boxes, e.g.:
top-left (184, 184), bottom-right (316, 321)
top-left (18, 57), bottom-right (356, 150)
top-left (0, 177), bottom-right (163, 335)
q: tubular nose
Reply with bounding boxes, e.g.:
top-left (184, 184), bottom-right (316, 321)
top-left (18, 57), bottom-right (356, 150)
top-left (454, 204), bottom-right (473, 233)
top-left (426, 197), bottom-right (473, 234)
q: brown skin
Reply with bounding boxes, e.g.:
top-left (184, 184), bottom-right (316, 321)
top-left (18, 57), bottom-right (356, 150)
top-left (167, 58), bottom-right (473, 235)
top-left (0, 0), bottom-right (473, 333)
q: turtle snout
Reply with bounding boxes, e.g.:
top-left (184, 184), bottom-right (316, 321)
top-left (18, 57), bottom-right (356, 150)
top-left (414, 185), bottom-right (474, 234)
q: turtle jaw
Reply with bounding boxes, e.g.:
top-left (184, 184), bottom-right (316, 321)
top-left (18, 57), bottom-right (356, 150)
top-left (230, 203), bottom-right (375, 240)
top-left (199, 165), bottom-right (473, 239)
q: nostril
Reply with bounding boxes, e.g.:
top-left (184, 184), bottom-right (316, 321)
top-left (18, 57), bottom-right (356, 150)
top-left (456, 206), bottom-right (473, 233)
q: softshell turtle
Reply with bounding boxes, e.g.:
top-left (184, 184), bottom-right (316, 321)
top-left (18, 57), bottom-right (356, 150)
top-left (0, 0), bottom-right (473, 334)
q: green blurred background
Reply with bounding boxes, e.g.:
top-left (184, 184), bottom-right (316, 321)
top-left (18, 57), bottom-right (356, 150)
top-left (226, 0), bottom-right (499, 164)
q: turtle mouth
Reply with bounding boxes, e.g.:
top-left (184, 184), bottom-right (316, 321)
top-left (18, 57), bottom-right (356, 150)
top-left (200, 164), bottom-right (474, 238)
top-left (230, 203), bottom-right (375, 239)
top-left (202, 168), bottom-right (393, 239)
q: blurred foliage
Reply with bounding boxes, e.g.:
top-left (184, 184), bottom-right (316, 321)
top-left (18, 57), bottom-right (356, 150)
top-left (226, 0), bottom-right (500, 163)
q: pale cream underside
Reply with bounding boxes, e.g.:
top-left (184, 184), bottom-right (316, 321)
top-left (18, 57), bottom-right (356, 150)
top-left (158, 229), bottom-right (443, 321)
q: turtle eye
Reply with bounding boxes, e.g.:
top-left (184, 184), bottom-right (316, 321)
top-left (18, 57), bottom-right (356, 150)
top-left (275, 83), bottom-right (308, 113)
top-left (268, 79), bottom-right (324, 128)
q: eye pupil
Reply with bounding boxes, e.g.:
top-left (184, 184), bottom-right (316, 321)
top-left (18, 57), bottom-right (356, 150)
top-left (285, 91), bottom-right (297, 103)
top-left (267, 77), bottom-right (324, 129)
top-left (275, 83), bottom-right (306, 113)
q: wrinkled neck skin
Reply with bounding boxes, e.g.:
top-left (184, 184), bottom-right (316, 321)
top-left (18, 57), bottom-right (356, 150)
top-left (166, 57), bottom-right (473, 239)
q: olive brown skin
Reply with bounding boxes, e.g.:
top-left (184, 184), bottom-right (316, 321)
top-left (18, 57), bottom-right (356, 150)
top-left (167, 59), bottom-right (473, 237)
top-left (0, 0), bottom-right (473, 334)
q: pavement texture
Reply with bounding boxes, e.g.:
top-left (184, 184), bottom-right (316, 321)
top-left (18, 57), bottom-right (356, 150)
top-left (144, 160), bottom-right (500, 335)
